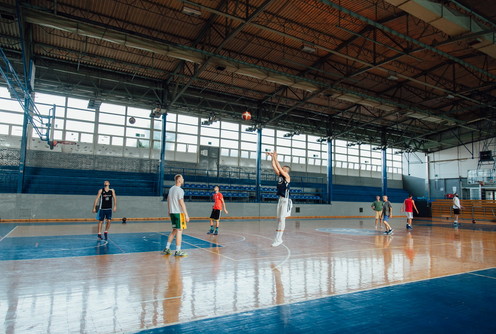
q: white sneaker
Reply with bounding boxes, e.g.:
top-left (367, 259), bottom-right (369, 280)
top-left (271, 239), bottom-right (283, 247)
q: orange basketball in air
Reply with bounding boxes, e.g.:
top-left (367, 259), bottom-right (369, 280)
top-left (242, 111), bottom-right (252, 120)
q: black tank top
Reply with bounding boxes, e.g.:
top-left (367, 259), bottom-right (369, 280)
top-left (276, 175), bottom-right (290, 198)
top-left (99, 189), bottom-right (113, 209)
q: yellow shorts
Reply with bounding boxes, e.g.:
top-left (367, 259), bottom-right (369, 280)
top-left (375, 211), bottom-right (382, 219)
top-left (170, 213), bottom-right (187, 230)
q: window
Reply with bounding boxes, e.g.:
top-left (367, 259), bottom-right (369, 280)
top-left (0, 90), bottom-right (407, 176)
top-left (177, 134), bottom-right (197, 144)
top-left (201, 127), bottom-right (220, 137)
top-left (98, 124), bottom-right (124, 136)
top-left (127, 106), bottom-right (150, 118)
top-left (67, 120), bottom-right (94, 133)
top-left (67, 97), bottom-right (88, 109)
top-left (101, 103), bottom-right (125, 115)
top-left (0, 124), bottom-right (9, 135)
top-left (66, 108), bottom-right (95, 122)
top-left (177, 124), bottom-right (198, 135)
top-left (0, 111), bottom-right (23, 125)
top-left (221, 139), bottom-right (238, 149)
top-left (200, 137), bottom-right (219, 146)
top-left (35, 92), bottom-right (66, 106)
top-left (178, 114), bottom-right (198, 125)
top-left (99, 113), bottom-right (125, 125)
top-left (221, 130), bottom-right (239, 140)
top-left (241, 132), bottom-right (257, 142)
top-left (221, 121), bottom-right (239, 131)
top-left (80, 133), bottom-right (94, 143)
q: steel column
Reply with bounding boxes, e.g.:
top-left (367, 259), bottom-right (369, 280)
top-left (17, 97), bottom-right (29, 193)
top-left (382, 148), bottom-right (388, 196)
top-left (157, 112), bottom-right (167, 196)
top-left (327, 138), bottom-right (333, 204)
top-left (255, 127), bottom-right (262, 203)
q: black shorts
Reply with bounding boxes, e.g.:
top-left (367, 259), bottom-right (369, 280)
top-left (210, 209), bottom-right (221, 220)
top-left (453, 208), bottom-right (461, 215)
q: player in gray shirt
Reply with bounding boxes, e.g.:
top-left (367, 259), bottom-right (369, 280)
top-left (382, 195), bottom-right (393, 235)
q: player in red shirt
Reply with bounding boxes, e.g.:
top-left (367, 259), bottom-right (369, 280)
top-left (207, 186), bottom-right (228, 235)
top-left (401, 194), bottom-right (419, 230)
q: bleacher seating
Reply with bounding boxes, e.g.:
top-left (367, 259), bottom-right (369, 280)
top-left (20, 167), bottom-right (157, 196)
top-left (332, 185), bottom-right (408, 203)
top-left (432, 199), bottom-right (496, 221)
top-left (0, 166), bottom-right (17, 193)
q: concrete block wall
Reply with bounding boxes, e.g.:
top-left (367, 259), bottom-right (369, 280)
top-left (0, 193), bottom-right (402, 221)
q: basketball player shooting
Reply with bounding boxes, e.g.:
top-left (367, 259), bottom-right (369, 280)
top-left (266, 151), bottom-right (292, 247)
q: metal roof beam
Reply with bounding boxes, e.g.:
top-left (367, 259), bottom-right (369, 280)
top-left (169, 0), bottom-right (277, 106)
top-left (317, 0), bottom-right (496, 81)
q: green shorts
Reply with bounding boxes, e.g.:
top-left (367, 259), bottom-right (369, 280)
top-left (170, 213), bottom-right (187, 230)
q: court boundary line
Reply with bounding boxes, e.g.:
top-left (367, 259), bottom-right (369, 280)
top-left (0, 226), bottom-right (17, 243)
top-left (137, 265), bottom-right (496, 332)
top-left (0, 215), bottom-right (378, 223)
top-left (469, 273), bottom-right (496, 280)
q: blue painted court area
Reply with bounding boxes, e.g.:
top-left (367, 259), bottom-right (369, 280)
top-left (0, 232), bottom-right (218, 261)
top-left (137, 268), bottom-right (496, 334)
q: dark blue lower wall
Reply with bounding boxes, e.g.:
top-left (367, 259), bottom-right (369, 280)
top-left (1, 167), bottom-right (408, 202)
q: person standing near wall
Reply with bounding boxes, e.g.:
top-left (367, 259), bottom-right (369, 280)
top-left (92, 180), bottom-right (117, 240)
top-left (402, 194), bottom-right (419, 230)
top-left (163, 174), bottom-right (190, 256)
top-left (207, 186), bottom-right (228, 235)
top-left (453, 193), bottom-right (462, 226)
top-left (382, 195), bottom-right (393, 235)
top-left (266, 151), bottom-right (292, 247)
top-left (371, 195), bottom-right (383, 229)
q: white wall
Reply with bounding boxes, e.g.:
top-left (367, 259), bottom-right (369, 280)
top-left (427, 139), bottom-right (495, 179)
top-left (402, 139), bottom-right (496, 180)
top-left (403, 152), bottom-right (427, 179)
top-left (0, 194), bottom-right (402, 220)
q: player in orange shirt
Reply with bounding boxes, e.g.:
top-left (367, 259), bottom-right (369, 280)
top-left (207, 186), bottom-right (228, 235)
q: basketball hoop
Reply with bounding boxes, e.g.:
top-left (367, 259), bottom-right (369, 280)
top-left (49, 140), bottom-right (77, 149)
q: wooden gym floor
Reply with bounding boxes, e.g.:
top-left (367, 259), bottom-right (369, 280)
top-left (1, 217), bottom-right (496, 333)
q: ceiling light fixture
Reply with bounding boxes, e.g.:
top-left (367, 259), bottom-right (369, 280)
top-left (301, 45), bottom-right (316, 53)
top-left (387, 73), bottom-right (399, 81)
top-left (182, 6), bottom-right (201, 16)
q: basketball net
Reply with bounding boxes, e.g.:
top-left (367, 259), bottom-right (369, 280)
top-left (478, 181), bottom-right (485, 187)
top-left (49, 140), bottom-right (77, 149)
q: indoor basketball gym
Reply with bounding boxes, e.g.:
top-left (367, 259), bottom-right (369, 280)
top-left (1, 0), bottom-right (496, 333)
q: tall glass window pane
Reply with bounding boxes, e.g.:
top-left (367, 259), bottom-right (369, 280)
top-left (100, 103), bottom-right (125, 115)
top-left (66, 108), bottom-right (95, 121)
top-left (99, 124), bottom-right (124, 136)
top-left (67, 97), bottom-right (88, 109)
top-left (177, 124), bottom-right (198, 135)
top-left (201, 127), bottom-right (220, 137)
top-left (99, 113), bottom-right (125, 124)
top-left (128, 107), bottom-right (150, 118)
top-left (66, 120), bottom-right (94, 132)
top-left (178, 114), bottom-right (198, 125)
top-left (221, 121), bottom-right (239, 131)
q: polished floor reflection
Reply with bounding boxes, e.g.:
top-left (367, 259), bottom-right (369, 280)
top-left (1, 218), bottom-right (496, 333)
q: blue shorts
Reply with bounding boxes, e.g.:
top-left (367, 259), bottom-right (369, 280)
top-left (98, 209), bottom-right (112, 221)
top-left (383, 215), bottom-right (390, 222)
